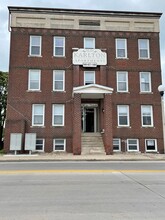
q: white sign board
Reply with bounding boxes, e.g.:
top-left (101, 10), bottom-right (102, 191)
top-left (10, 133), bottom-right (22, 151)
top-left (73, 49), bottom-right (107, 67)
top-left (25, 133), bottom-right (36, 151)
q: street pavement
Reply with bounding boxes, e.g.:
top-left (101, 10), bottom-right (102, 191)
top-left (1, 152), bottom-right (165, 161)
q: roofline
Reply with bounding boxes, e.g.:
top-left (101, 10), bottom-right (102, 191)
top-left (8, 6), bottom-right (162, 18)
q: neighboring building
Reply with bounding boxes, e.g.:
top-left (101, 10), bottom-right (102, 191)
top-left (4, 6), bottom-right (164, 154)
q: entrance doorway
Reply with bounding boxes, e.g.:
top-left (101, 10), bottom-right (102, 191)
top-left (81, 104), bottom-right (98, 132)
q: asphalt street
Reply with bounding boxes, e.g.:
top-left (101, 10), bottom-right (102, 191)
top-left (0, 161), bottom-right (165, 220)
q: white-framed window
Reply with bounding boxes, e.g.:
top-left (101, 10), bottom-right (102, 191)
top-left (141, 105), bottom-right (153, 127)
top-left (138, 39), bottom-right (150, 59)
top-left (53, 70), bottom-right (65, 91)
top-left (145, 139), bottom-right (157, 152)
top-left (127, 139), bottom-right (139, 152)
top-left (116, 38), bottom-right (127, 58)
top-left (53, 36), bottom-right (65, 57)
top-left (28, 69), bottom-right (41, 91)
top-left (140, 72), bottom-right (151, 93)
top-left (36, 139), bottom-right (45, 152)
top-left (117, 71), bottom-right (128, 92)
top-left (29, 36), bottom-right (42, 56)
top-left (52, 104), bottom-right (64, 126)
top-left (117, 105), bottom-right (130, 127)
top-left (32, 104), bottom-right (45, 126)
top-left (113, 138), bottom-right (121, 151)
top-left (54, 139), bottom-right (66, 151)
top-left (84, 71), bottom-right (95, 85)
top-left (84, 37), bottom-right (95, 49)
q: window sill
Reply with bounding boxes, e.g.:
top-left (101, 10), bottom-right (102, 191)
top-left (138, 58), bottom-right (151, 60)
top-left (115, 57), bottom-right (129, 60)
top-left (139, 92), bottom-right (153, 94)
top-left (52, 91), bottom-right (66, 93)
top-left (28, 55), bottom-right (42, 57)
top-left (116, 91), bottom-right (130, 94)
top-left (52, 56), bottom-right (66, 58)
top-left (30, 126), bottom-right (45, 128)
top-left (117, 126), bottom-right (131, 128)
top-left (26, 90), bottom-right (41, 92)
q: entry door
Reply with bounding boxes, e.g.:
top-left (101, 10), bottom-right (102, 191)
top-left (82, 107), bottom-right (97, 132)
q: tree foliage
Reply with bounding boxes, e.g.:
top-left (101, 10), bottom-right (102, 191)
top-left (0, 71), bottom-right (8, 149)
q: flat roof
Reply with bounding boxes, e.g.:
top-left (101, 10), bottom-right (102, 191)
top-left (8, 6), bottom-right (162, 18)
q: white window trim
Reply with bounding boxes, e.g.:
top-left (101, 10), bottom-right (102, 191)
top-left (29, 36), bottom-right (42, 56)
top-left (52, 104), bottom-right (65, 126)
top-left (141, 105), bottom-right (153, 127)
top-left (84, 37), bottom-right (95, 49)
top-left (36, 138), bottom-right (45, 152)
top-left (84, 71), bottom-right (95, 85)
top-left (32, 104), bottom-right (45, 126)
top-left (113, 138), bottom-right (121, 152)
top-left (53, 139), bottom-right (66, 152)
top-left (53, 36), bottom-right (65, 57)
top-left (117, 105), bottom-right (130, 127)
top-left (145, 139), bottom-right (157, 152)
top-left (116, 38), bottom-right (127, 59)
top-left (117, 71), bottom-right (128, 92)
top-left (28, 69), bottom-right (41, 91)
top-left (53, 70), bottom-right (65, 92)
top-left (140, 72), bottom-right (152, 93)
top-left (138, 39), bottom-right (150, 59)
top-left (127, 139), bottom-right (139, 152)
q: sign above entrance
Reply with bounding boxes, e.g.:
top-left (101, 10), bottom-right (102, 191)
top-left (73, 49), bottom-right (107, 67)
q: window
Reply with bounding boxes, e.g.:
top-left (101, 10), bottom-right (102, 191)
top-left (53, 70), bottom-right (65, 91)
top-left (32, 104), bottom-right (45, 126)
top-left (140, 72), bottom-right (151, 92)
top-left (141, 105), bottom-right (153, 127)
top-left (29, 36), bottom-right (41, 56)
top-left (54, 37), bottom-right (65, 57)
top-left (145, 139), bottom-right (157, 152)
top-left (54, 139), bottom-right (66, 151)
top-left (84, 38), bottom-right (95, 49)
top-left (113, 139), bottom-right (121, 151)
top-left (117, 71), bottom-right (128, 92)
top-left (138, 39), bottom-right (150, 59)
top-left (28, 69), bottom-right (41, 91)
top-left (116, 38), bottom-right (127, 58)
top-left (127, 139), bottom-right (139, 151)
top-left (52, 104), bottom-right (64, 126)
top-left (117, 105), bottom-right (130, 126)
top-left (84, 71), bottom-right (95, 85)
top-left (36, 139), bottom-right (45, 152)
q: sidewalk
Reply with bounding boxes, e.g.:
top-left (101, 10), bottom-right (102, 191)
top-left (1, 152), bottom-right (165, 161)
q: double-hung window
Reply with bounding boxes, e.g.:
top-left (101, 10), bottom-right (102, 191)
top-left (117, 71), bottom-right (128, 92)
top-left (84, 38), bottom-right (95, 49)
top-left (117, 105), bottom-right (130, 127)
top-left (54, 139), bottom-right (66, 151)
top-left (52, 104), bottom-right (64, 126)
top-left (140, 72), bottom-right (151, 93)
top-left (53, 70), bottom-right (65, 91)
top-left (145, 139), bottom-right (157, 152)
top-left (36, 139), bottom-right (45, 152)
top-left (54, 37), bottom-right (65, 57)
top-left (127, 139), bottom-right (139, 151)
top-left (29, 36), bottom-right (41, 56)
top-left (32, 104), bottom-right (45, 126)
top-left (138, 39), bottom-right (150, 59)
top-left (141, 105), bottom-right (153, 127)
top-left (113, 138), bottom-right (121, 151)
top-left (28, 69), bottom-right (41, 91)
top-left (116, 38), bottom-right (127, 58)
top-left (84, 71), bottom-right (95, 85)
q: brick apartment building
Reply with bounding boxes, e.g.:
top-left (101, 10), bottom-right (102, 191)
top-left (4, 6), bottom-right (164, 154)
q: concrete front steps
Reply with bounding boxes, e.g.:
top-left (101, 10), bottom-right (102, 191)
top-left (81, 132), bottom-right (105, 155)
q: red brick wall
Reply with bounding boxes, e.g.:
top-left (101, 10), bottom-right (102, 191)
top-left (4, 27), bottom-right (163, 153)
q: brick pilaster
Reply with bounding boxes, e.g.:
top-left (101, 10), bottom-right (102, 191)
top-left (73, 93), bottom-right (81, 155)
top-left (100, 66), bottom-right (107, 86)
top-left (73, 65), bottom-right (80, 87)
top-left (103, 94), bottom-right (113, 154)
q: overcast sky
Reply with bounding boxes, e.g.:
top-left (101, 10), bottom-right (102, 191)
top-left (1, 0), bottom-right (165, 83)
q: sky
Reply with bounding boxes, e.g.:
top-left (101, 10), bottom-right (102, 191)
top-left (0, 0), bottom-right (165, 83)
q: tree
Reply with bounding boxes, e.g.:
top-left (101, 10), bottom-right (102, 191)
top-left (0, 71), bottom-right (8, 149)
